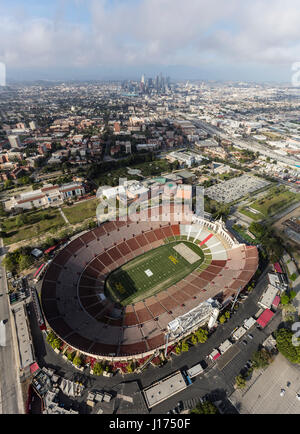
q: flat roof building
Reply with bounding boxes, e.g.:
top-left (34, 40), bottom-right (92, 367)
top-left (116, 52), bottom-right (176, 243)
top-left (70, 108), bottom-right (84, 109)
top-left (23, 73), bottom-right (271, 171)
top-left (243, 317), bottom-right (256, 330)
top-left (143, 371), bottom-right (187, 408)
top-left (258, 284), bottom-right (279, 310)
top-left (232, 326), bottom-right (247, 341)
top-left (256, 309), bottom-right (275, 328)
top-left (219, 339), bottom-right (233, 355)
top-left (186, 363), bottom-right (204, 378)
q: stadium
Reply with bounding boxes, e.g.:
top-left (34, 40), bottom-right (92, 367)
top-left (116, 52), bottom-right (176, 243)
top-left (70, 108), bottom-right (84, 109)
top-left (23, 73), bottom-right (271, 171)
top-left (41, 205), bottom-right (258, 362)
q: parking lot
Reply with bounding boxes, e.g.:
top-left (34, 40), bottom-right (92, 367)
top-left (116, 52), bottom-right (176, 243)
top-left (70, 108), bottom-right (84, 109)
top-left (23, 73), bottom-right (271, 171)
top-left (230, 353), bottom-right (300, 414)
top-left (205, 174), bottom-right (270, 204)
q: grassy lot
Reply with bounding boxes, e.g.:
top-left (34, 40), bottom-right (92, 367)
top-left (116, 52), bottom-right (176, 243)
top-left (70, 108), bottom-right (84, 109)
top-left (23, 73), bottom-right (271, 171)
top-left (239, 207), bottom-right (263, 221)
top-left (105, 241), bottom-right (204, 306)
top-left (245, 186), bottom-right (300, 219)
top-left (62, 198), bottom-right (99, 224)
top-left (2, 208), bottom-right (65, 245)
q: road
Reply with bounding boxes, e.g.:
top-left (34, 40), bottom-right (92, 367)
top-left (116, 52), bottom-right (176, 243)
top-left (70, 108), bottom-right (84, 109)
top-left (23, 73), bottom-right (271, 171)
top-left (0, 239), bottom-right (24, 414)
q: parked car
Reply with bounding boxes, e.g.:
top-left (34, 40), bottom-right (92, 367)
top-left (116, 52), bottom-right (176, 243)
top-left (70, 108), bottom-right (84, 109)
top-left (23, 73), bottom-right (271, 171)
top-left (280, 389), bottom-right (286, 397)
top-left (242, 340), bottom-right (248, 346)
top-left (248, 334), bottom-right (254, 340)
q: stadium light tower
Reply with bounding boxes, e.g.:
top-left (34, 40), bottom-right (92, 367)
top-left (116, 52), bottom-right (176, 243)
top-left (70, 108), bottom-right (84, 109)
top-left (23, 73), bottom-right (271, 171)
top-left (231, 286), bottom-right (242, 312)
top-left (164, 333), bottom-right (170, 358)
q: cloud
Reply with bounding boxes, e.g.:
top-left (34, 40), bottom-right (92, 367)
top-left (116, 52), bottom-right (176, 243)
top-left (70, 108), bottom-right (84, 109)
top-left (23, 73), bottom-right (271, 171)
top-left (0, 0), bottom-right (299, 77)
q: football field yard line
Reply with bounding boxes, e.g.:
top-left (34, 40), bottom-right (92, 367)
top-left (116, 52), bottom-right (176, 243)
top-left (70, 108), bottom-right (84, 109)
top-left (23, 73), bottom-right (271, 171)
top-left (106, 241), bottom-right (205, 305)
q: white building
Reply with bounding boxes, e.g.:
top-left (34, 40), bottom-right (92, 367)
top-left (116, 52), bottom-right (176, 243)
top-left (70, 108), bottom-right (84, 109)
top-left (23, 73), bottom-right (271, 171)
top-left (5, 182), bottom-right (85, 211)
top-left (232, 326), bottom-right (247, 341)
top-left (219, 339), bottom-right (233, 355)
top-left (258, 284), bottom-right (279, 310)
top-left (243, 317), bottom-right (256, 330)
top-left (8, 135), bottom-right (21, 148)
top-left (166, 150), bottom-right (203, 168)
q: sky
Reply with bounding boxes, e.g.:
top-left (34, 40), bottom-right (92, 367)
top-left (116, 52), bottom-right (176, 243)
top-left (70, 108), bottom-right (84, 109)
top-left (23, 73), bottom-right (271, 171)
top-left (0, 0), bottom-right (300, 83)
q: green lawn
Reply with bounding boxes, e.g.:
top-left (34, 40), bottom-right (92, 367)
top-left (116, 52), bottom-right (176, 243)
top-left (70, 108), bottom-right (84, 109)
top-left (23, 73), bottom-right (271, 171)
top-left (105, 241), bottom-right (204, 306)
top-left (239, 207), bottom-right (263, 221)
top-left (2, 208), bottom-right (65, 245)
top-left (243, 186), bottom-right (300, 219)
top-left (249, 186), bottom-right (300, 218)
top-left (62, 198), bottom-right (99, 224)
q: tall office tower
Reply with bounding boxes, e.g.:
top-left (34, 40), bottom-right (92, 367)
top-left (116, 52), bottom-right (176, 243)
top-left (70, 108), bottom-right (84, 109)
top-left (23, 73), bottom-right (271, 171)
top-left (159, 73), bottom-right (163, 90)
top-left (141, 74), bottom-right (145, 84)
top-left (155, 75), bottom-right (159, 90)
top-left (8, 135), bottom-right (21, 148)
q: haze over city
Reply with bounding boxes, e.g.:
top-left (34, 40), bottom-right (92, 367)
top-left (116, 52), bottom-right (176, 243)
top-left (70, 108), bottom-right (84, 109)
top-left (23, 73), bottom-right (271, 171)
top-left (1, 0), bottom-right (300, 82)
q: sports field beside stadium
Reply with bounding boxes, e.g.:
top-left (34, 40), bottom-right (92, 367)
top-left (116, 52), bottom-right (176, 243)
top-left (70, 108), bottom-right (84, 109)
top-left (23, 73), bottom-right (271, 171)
top-left (105, 241), bottom-right (205, 305)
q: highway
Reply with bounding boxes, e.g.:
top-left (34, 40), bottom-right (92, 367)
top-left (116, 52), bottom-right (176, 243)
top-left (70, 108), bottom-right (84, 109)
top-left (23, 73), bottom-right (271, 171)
top-left (0, 239), bottom-right (24, 414)
top-left (191, 119), bottom-right (300, 169)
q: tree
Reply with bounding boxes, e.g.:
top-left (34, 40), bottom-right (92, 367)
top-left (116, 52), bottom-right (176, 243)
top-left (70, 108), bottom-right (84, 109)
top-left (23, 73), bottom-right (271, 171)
top-left (0, 203), bottom-right (8, 217)
top-left (191, 334), bottom-right (198, 345)
top-left (2, 255), bottom-right (15, 272)
top-left (4, 179), bottom-right (13, 189)
top-left (93, 362), bottom-right (103, 376)
top-left (235, 374), bottom-right (246, 389)
top-left (16, 214), bottom-right (27, 227)
top-left (73, 356), bottom-right (82, 367)
top-left (252, 349), bottom-right (273, 369)
top-left (195, 328), bottom-right (208, 343)
top-left (175, 345), bottom-right (181, 354)
top-left (52, 338), bottom-right (62, 350)
top-left (181, 341), bottom-right (189, 352)
top-left (67, 351), bottom-right (75, 361)
top-left (281, 294), bottom-right (290, 305)
top-left (225, 311), bottom-right (231, 319)
top-left (219, 315), bottom-right (226, 324)
top-left (276, 328), bottom-right (300, 364)
top-left (19, 254), bottom-right (34, 271)
top-left (191, 401), bottom-right (218, 414)
top-left (249, 222), bottom-right (265, 239)
top-left (126, 362), bottom-right (134, 373)
top-left (46, 331), bottom-right (61, 350)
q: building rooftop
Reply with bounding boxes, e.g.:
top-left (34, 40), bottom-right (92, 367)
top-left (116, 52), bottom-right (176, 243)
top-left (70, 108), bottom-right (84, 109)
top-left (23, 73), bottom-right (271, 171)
top-left (143, 371), bottom-right (187, 408)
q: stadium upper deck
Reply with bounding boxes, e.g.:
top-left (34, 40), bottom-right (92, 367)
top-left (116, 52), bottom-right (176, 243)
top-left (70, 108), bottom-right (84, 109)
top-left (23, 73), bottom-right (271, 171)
top-left (41, 205), bottom-right (258, 361)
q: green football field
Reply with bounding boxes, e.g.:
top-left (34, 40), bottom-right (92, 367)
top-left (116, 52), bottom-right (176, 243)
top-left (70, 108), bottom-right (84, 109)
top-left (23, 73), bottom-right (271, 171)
top-left (105, 241), bottom-right (204, 306)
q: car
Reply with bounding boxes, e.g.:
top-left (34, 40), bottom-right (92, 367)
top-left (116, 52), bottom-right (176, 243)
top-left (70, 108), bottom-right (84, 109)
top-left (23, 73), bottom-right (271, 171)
top-left (242, 340), bottom-right (248, 346)
top-left (280, 389), bottom-right (286, 397)
top-left (248, 334), bottom-right (253, 339)
top-left (177, 401), bottom-right (183, 411)
top-left (296, 394), bottom-right (300, 401)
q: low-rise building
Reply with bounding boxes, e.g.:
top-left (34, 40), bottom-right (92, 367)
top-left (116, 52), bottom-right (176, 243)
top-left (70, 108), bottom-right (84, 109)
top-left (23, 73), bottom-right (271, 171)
top-left (5, 182), bottom-right (85, 211)
top-left (231, 326), bottom-right (247, 341)
top-left (219, 339), bottom-right (233, 355)
top-left (258, 284), bottom-right (279, 310)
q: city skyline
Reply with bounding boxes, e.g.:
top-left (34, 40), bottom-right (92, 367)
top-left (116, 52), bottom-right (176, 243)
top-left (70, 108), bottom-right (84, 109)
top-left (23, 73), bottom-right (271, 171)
top-left (1, 0), bottom-right (300, 83)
